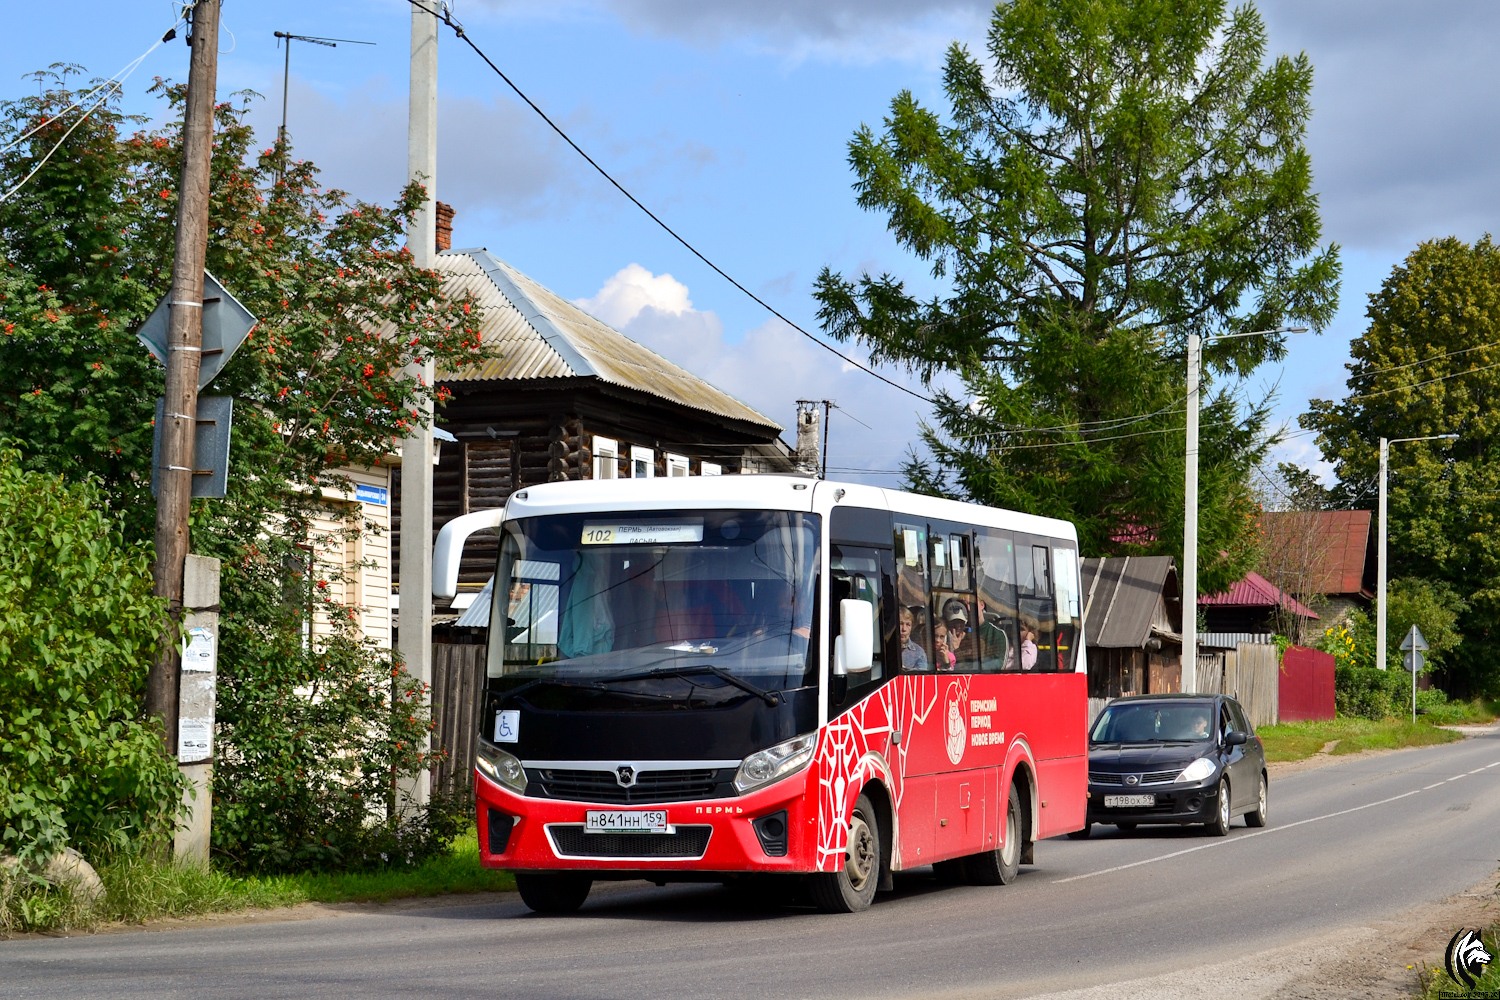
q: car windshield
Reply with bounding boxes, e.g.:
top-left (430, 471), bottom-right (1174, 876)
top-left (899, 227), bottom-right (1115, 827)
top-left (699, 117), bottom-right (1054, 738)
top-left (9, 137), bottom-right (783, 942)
top-left (1091, 703), bottom-right (1214, 743)
top-left (488, 508), bottom-right (821, 694)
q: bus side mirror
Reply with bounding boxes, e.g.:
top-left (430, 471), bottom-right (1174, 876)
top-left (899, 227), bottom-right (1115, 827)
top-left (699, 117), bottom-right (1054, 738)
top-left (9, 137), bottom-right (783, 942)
top-left (833, 599), bottom-right (874, 677)
top-left (433, 508), bottom-right (504, 599)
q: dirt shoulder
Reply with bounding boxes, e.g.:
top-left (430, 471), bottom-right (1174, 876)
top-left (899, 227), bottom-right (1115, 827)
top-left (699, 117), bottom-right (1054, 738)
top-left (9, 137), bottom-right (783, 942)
top-left (1266, 725), bottom-right (1500, 998)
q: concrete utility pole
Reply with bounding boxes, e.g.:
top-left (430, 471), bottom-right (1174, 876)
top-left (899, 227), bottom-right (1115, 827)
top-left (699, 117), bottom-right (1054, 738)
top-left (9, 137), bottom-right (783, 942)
top-left (398, 0), bottom-right (439, 805)
top-left (146, 0), bottom-right (221, 752)
top-left (1181, 324), bottom-right (1305, 693)
top-left (794, 401), bottom-right (821, 477)
top-left (1376, 433), bottom-right (1457, 671)
top-left (1181, 331), bottom-right (1202, 694)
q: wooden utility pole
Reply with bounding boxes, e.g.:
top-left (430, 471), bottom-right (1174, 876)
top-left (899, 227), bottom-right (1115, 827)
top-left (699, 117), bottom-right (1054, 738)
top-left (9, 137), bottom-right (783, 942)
top-left (146, 0), bottom-right (221, 752)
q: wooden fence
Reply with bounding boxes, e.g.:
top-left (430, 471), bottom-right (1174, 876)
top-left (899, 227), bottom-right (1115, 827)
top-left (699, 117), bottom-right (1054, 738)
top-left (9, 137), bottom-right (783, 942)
top-left (430, 643), bottom-right (485, 797)
top-left (1193, 643), bottom-right (1280, 728)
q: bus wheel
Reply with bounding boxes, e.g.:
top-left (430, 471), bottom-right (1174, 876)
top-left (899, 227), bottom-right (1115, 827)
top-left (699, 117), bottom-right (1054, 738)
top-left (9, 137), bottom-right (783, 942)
top-left (810, 794), bottom-right (880, 913)
top-left (964, 783), bottom-right (1024, 886)
top-left (516, 873), bottom-right (592, 914)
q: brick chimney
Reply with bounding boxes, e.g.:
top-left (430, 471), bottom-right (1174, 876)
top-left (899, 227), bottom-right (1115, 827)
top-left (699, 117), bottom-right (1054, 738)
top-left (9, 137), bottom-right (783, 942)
top-left (435, 201), bottom-right (455, 252)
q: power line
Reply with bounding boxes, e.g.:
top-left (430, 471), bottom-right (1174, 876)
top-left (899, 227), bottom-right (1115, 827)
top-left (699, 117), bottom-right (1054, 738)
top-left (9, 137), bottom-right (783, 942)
top-left (412, 2), bottom-right (933, 404)
top-left (0, 6), bottom-right (193, 203)
top-left (1348, 338), bottom-right (1500, 383)
top-left (415, 7), bottom-right (1500, 464)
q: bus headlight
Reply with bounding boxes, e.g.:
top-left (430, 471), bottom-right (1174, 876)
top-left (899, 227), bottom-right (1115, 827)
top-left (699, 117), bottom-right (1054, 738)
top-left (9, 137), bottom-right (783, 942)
top-left (734, 733), bottom-right (817, 794)
top-left (476, 742), bottom-right (528, 795)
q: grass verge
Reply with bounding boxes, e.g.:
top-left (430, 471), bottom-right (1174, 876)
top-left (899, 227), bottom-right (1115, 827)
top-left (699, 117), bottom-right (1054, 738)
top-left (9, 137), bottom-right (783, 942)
top-left (1417, 927), bottom-right (1500, 998)
top-left (1258, 699), bottom-right (1496, 765)
top-left (1, 832), bottom-right (514, 937)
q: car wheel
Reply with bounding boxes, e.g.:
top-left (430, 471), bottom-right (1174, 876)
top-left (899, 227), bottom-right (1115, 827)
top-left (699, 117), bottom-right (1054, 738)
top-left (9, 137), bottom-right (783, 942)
top-left (964, 783), bottom-right (1024, 885)
top-left (1245, 773), bottom-right (1268, 828)
top-left (1206, 778), bottom-right (1231, 836)
top-left (1066, 823), bottom-right (1091, 840)
top-left (1114, 822), bottom-right (1136, 831)
top-left (515, 873), bottom-right (592, 914)
top-left (809, 793), bottom-right (881, 912)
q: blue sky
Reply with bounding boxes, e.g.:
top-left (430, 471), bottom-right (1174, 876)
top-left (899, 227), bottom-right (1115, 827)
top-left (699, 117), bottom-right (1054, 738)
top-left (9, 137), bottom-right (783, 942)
top-left (7, 1), bottom-right (1500, 489)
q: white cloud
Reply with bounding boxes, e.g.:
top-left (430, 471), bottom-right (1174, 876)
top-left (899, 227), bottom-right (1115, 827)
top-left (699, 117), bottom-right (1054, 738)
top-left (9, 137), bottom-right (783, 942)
top-left (466, 0), bottom-right (991, 68)
top-left (578, 265), bottom-right (933, 482)
top-left (574, 263), bottom-right (695, 327)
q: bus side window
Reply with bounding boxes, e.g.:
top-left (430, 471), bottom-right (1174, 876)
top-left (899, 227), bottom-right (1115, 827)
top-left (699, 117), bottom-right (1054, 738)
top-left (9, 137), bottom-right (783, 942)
top-left (1052, 546), bottom-right (1081, 673)
top-left (894, 522), bottom-right (931, 673)
top-left (1024, 544), bottom-right (1058, 671)
top-left (830, 545), bottom-right (889, 714)
top-left (976, 527), bottom-right (1019, 672)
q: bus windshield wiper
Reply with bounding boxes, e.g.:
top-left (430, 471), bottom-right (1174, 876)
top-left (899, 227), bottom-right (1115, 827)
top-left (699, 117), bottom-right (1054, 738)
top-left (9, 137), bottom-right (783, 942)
top-left (505, 676), bottom-right (676, 704)
top-left (612, 665), bottom-right (781, 706)
top-left (502, 676), bottom-right (603, 702)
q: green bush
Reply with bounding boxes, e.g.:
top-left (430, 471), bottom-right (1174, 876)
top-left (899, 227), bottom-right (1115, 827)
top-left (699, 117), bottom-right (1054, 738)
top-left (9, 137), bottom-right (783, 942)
top-left (0, 448), bottom-right (183, 862)
top-left (209, 531), bottom-right (462, 874)
top-left (1335, 664), bottom-right (1412, 720)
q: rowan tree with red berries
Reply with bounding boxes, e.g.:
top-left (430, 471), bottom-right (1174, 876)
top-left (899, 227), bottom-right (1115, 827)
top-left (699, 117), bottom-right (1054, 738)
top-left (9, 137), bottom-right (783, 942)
top-left (0, 67), bottom-right (485, 871)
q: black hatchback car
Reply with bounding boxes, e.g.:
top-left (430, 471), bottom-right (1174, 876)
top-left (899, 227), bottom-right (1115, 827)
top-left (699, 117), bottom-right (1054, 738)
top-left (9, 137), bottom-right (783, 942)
top-left (1074, 693), bottom-right (1268, 837)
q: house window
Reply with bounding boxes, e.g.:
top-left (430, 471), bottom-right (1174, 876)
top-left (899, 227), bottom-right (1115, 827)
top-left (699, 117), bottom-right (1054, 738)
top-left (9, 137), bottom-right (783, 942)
top-left (630, 445), bottom-right (654, 479)
top-left (666, 453), bottom-right (689, 478)
top-left (700, 462), bottom-right (722, 476)
top-left (592, 436), bottom-right (618, 480)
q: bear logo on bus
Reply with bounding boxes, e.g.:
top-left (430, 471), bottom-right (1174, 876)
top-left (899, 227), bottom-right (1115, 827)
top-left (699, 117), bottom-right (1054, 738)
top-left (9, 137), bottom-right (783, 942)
top-left (945, 684), bottom-right (966, 765)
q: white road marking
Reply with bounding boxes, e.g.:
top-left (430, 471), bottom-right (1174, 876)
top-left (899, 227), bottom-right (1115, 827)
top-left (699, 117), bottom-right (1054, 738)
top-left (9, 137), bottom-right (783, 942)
top-left (1054, 758), bottom-right (1500, 884)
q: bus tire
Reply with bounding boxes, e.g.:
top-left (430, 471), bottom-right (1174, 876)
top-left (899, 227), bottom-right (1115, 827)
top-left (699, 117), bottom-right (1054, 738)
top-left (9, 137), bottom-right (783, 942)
top-left (809, 794), bottom-right (881, 913)
top-left (964, 783), bottom-right (1024, 886)
top-left (515, 872), bottom-right (592, 914)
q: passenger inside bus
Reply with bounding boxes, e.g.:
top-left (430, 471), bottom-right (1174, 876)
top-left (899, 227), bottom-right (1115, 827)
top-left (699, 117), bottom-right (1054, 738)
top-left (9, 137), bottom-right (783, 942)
top-left (932, 620), bottom-right (957, 671)
top-left (941, 598), bottom-right (974, 669)
top-left (1019, 619), bottom-right (1039, 671)
top-left (899, 606), bottom-right (928, 670)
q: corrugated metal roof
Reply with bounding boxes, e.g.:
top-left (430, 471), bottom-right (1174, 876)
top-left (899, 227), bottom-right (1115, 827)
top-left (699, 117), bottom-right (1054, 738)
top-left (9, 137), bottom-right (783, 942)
top-left (434, 249), bottom-right (781, 434)
top-left (454, 576), bottom-right (493, 629)
top-left (1080, 556), bottom-right (1178, 649)
top-left (1200, 571), bottom-right (1319, 617)
top-left (1200, 632), bottom-right (1275, 649)
top-left (1259, 510), bottom-right (1373, 597)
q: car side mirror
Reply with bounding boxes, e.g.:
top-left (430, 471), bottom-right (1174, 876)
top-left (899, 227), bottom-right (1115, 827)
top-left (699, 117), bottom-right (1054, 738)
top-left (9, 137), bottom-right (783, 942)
top-left (1224, 730), bottom-right (1248, 747)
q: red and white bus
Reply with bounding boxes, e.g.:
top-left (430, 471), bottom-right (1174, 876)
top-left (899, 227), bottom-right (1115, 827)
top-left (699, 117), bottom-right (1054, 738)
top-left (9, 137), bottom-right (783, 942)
top-left (433, 475), bottom-right (1087, 913)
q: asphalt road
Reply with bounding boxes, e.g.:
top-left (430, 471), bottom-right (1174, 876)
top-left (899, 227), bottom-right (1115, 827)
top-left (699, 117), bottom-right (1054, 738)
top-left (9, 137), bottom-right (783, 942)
top-left (7, 728), bottom-right (1499, 1000)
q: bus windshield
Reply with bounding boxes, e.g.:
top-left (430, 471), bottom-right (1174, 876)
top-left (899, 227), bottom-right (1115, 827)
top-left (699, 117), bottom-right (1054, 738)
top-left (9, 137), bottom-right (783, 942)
top-left (490, 509), bottom-right (821, 694)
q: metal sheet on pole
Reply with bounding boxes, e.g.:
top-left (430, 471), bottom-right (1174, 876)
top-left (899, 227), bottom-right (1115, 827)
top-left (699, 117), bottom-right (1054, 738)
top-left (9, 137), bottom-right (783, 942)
top-left (137, 271), bottom-right (257, 391)
top-left (151, 396), bottom-right (233, 499)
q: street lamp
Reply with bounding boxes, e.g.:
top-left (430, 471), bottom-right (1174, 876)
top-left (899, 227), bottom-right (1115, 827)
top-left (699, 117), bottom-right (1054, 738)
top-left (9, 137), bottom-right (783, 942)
top-left (1183, 325), bottom-right (1306, 692)
top-left (1376, 433), bottom-right (1457, 671)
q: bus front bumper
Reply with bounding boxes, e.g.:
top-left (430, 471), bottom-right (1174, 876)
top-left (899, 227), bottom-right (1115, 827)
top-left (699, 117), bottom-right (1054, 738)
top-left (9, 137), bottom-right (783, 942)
top-left (475, 768), bottom-right (820, 875)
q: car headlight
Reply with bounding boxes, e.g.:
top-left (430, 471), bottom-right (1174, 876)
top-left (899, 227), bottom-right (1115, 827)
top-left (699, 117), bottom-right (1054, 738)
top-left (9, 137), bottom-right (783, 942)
top-left (1177, 756), bottom-right (1217, 784)
top-left (734, 733), bottom-right (817, 794)
top-left (476, 742), bottom-right (527, 795)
